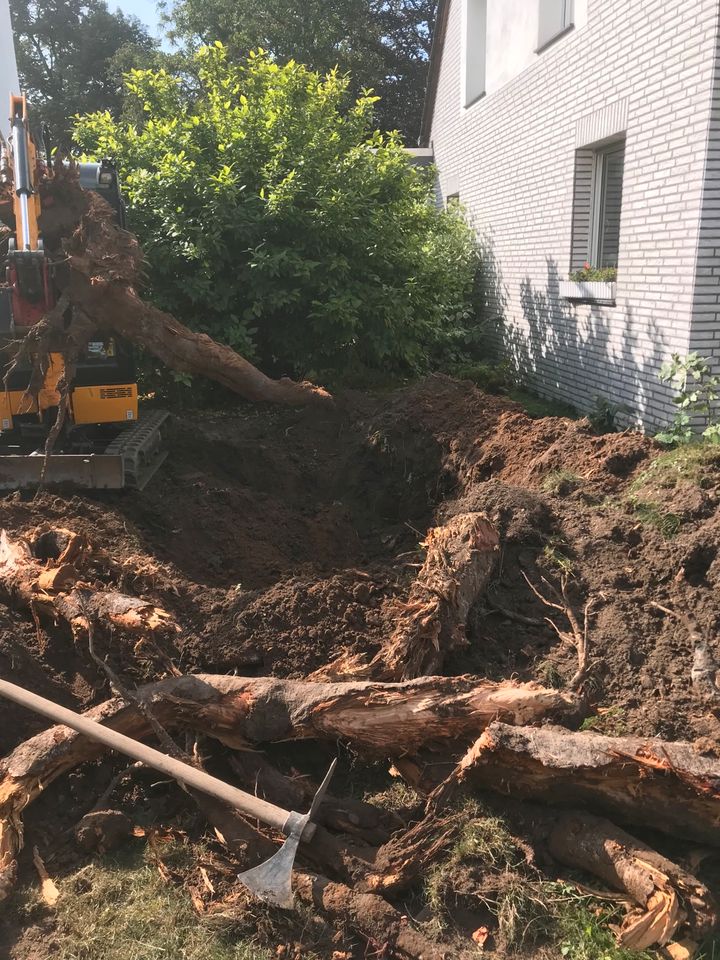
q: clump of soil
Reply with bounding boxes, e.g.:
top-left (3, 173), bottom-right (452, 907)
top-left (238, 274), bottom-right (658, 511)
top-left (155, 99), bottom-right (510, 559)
top-left (1, 374), bottom-right (719, 958)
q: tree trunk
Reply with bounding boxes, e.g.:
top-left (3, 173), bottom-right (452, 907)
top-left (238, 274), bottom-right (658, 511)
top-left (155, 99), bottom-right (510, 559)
top-left (454, 721), bottom-right (720, 844)
top-left (549, 812), bottom-right (717, 949)
top-left (0, 674), bottom-right (578, 899)
top-left (0, 528), bottom-right (177, 640)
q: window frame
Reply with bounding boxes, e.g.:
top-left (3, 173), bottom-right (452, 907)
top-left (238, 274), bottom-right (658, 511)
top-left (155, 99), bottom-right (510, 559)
top-left (462, 0), bottom-right (487, 108)
top-left (536, 0), bottom-right (575, 54)
top-left (589, 140), bottom-right (625, 269)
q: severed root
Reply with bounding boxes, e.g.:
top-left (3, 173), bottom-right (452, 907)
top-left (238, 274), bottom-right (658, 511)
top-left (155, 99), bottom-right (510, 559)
top-left (549, 812), bottom-right (717, 949)
top-left (523, 571), bottom-right (596, 690)
top-left (0, 673), bottom-right (579, 900)
top-left (318, 512), bottom-right (499, 680)
top-left (0, 528), bottom-right (178, 640)
top-left (453, 721), bottom-right (720, 844)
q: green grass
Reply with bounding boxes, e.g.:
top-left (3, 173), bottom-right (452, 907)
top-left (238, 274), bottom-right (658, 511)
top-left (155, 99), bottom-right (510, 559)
top-left (626, 497), bottom-right (682, 538)
top-left (16, 845), bottom-right (272, 960)
top-left (580, 706), bottom-right (628, 737)
top-left (421, 802), bottom-right (654, 960)
top-left (542, 536), bottom-right (575, 574)
top-left (630, 443), bottom-right (720, 496)
top-left (508, 388), bottom-right (579, 420)
top-left (541, 470), bottom-right (582, 496)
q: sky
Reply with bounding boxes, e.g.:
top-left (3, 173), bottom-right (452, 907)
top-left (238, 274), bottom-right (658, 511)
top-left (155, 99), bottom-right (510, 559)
top-left (111, 0), bottom-right (167, 43)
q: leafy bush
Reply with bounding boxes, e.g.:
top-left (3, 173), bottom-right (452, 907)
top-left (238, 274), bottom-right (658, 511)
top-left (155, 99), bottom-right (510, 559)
top-left (569, 263), bottom-right (617, 282)
top-left (75, 45), bottom-right (480, 380)
top-left (655, 352), bottom-right (720, 445)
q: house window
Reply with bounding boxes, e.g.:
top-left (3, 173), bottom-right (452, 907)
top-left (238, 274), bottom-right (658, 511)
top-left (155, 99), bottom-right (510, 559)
top-left (590, 140), bottom-right (625, 268)
top-left (570, 137), bottom-right (625, 273)
top-left (464, 0), bottom-right (487, 106)
top-left (537, 0), bottom-right (574, 51)
top-left (446, 192), bottom-right (460, 209)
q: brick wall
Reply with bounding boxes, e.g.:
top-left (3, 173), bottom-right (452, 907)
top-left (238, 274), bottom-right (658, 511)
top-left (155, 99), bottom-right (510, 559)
top-left (429, 0), bottom-right (720, 427)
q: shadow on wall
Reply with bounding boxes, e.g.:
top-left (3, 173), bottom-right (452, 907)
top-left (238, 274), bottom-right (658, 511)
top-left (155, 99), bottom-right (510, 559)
top-left (478, 238), bottom-right (675, 428)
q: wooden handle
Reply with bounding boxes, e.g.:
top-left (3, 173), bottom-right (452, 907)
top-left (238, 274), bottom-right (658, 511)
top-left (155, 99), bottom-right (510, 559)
top-left (0, 676), bottom-right (297, 835)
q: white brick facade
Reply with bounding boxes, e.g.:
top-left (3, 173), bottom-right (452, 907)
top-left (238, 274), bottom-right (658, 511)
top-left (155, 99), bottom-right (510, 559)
top-left (425, 0), bottom-right (720, 427)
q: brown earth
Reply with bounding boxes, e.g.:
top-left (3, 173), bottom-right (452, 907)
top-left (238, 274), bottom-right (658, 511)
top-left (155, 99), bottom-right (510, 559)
top-left (1, 374), bottom-right (719, 956)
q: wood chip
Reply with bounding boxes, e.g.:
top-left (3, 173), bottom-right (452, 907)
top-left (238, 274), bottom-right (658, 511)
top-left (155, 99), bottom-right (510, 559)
top-left (32, 846), bottom-right (59, 907)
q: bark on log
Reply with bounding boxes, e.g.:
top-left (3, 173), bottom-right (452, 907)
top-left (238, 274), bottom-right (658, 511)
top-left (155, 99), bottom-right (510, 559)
top-left (315, 512), bottom-right (500, 681)
top-left (53, 182), bottom-right (330, 407)
top-left (549, 812), bottom-right (717, 949)
top-left (0, 529), bottom-right (177, 640)
top-left (0, 673), bottom-right (578, 898)
top-left (454, 722), bottom-right (720, 844)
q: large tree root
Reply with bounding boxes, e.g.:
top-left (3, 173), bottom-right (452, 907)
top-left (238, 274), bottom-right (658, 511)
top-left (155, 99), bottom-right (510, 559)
top-left (20, 177), bottom-right (329, 408)
top-left (0, 673), bottom-right (578, 898)
top-left (315, 511), bottom-right (499, 680)
top-left (453, 721), bottom-right (720, 844)
top-left (549, 812), bottom-right (717, 949)
top-left (0, 528), bottom-right (177, 640)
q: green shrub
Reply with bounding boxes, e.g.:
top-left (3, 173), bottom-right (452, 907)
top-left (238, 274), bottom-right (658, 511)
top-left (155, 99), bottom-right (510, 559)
top-left (655, 353), bottom-right (720, 445)
top-left (75, 45), bottom-right (480, 381)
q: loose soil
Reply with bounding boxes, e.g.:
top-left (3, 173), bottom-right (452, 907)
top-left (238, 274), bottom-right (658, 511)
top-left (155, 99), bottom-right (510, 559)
top-left (1, 374), bottom-right (719, 958)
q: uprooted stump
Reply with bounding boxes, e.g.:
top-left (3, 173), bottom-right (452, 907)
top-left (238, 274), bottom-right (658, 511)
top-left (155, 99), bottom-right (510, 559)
top-left (0, 528), bottom-right (177, 640)
top-left (454, 721), bottom-right (720, 844)
top-left (0, 171), bottom-right (332, 410)
top-left (0, 673), bottom-right (579, 899)
top-left (315, 511), bottom-right (500, 680)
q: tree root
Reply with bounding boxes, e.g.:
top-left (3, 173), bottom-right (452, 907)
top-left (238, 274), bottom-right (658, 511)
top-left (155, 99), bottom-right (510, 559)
top-left (0, 527), bottom-right (178, 641)
top-left (315, 512), bottom-right (499, 680)
top-left (0, 673), bottom-right (578, 900)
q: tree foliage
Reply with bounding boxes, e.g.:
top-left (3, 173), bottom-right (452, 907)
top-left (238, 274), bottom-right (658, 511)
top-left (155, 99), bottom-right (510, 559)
top-left (161, 0), bottom-right (434, 141)
top-left (74, 46), bottom-right (479, 380)
top-left (9, 0), bottom-right (155, 143)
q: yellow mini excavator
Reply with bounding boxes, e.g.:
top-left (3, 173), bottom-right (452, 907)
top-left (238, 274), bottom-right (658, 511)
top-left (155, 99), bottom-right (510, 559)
top-left (0, 93), bottom-right (167, 490)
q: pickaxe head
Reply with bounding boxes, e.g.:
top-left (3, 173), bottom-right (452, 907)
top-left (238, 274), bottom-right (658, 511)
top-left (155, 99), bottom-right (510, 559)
top-left (238, 757), bottom-right (337, 908)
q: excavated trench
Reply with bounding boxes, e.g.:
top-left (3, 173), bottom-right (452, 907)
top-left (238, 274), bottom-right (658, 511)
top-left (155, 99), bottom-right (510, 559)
top-left (1, 374), bottom-right (719, 957)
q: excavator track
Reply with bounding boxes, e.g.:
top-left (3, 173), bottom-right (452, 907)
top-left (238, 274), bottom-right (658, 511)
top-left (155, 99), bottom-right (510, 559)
top-left (104, 409), bottom-right (169, 490)
top-left (0, 410), bottom-right (169, 491)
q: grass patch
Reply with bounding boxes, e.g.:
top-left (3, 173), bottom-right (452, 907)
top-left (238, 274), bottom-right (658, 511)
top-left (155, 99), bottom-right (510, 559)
top-left (542, 536), bottom-right (575, 575)
top-left (421, 802), bottom-right (653, 960)
top-left (541, 470), bottom-right (582, 496)
top-left (630, 443), bottom-right (720, 496)
top-left (626, 497), bottom-right (682, 538)
top-left (509, 388), bottom-right (579, 420)
top-left (580, 706), bottom-right (627, 737)
top-left (17, 844), bottom-right (272, 960)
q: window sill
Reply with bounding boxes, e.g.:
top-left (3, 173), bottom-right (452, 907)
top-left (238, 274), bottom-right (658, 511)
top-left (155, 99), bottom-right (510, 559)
top-left (535, 23), bottom-right (575, 55)
top-left (464, 90), bottom-right (486, 109)
top-left (559, 280), bottom-right (616, 305)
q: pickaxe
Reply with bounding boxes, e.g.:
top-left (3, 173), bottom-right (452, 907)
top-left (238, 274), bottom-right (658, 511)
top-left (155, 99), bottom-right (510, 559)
top-left (0, 676), bottom-right (336, 908)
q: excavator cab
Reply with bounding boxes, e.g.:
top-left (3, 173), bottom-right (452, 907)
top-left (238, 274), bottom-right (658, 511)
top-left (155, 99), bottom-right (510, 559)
top-left (0, 93), bottom-right (167, 489)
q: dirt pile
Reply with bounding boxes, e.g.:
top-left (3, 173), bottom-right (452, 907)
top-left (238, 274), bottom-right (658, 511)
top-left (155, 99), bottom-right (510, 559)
top-left (1, 375), bottom-right (719, 958)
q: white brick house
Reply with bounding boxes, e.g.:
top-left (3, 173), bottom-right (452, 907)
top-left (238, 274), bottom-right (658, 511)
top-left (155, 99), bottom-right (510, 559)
top-left (421, 0), bottom-right (720, 426)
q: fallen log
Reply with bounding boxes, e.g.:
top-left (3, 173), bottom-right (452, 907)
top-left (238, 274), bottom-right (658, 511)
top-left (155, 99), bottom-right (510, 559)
top-left (0, 673), bottom-right (578, 898)
top-left (454, 722), bottom-right (720, 844)
top-left (315, 512), bottom-right (500, 681)
top-left (0, 529), bottom-right (177, 640)
top-left (549, 812), bottom-right (717, 949)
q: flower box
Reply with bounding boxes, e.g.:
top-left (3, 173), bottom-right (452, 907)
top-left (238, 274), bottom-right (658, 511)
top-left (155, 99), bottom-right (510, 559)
top-left (559, 280), bottom-right (616, 304)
